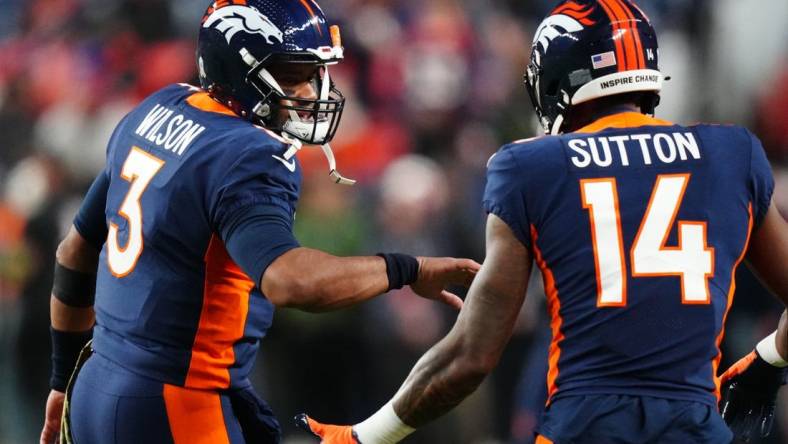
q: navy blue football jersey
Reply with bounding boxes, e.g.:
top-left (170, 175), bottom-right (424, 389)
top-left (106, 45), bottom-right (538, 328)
top-left (73, 83), bottom-right (302, 389)
top-left (484, 112), bottom-right (774, 407)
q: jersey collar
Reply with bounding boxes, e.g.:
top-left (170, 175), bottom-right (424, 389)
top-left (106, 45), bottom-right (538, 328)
top-left (186, 92), bottom-right (238, 117)
top-left (575, 112), bottom-right (673, 134)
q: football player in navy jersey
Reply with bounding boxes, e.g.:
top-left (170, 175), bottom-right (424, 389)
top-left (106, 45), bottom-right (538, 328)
top-left (39, 1), bottom-right (480, 443)
top-left (300, 1), bottom-right (788, 443)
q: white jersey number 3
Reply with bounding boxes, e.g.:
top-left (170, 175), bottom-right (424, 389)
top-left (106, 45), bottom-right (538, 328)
top-left (581, 174), bottom-right (714, 307)
top-left (107, 147), bottom-right (165, 277)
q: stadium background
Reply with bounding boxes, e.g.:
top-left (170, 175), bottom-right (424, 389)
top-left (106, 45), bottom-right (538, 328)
top-left (1, 0), bottom-right (787, 442)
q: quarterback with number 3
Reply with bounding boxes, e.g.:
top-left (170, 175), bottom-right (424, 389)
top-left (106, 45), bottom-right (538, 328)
top-left (301, 1), bottom-right (788, 443)
top-left (39, 1), bottom-right (480, 443)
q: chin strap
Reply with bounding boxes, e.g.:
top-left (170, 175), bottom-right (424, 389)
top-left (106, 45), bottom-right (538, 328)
top-left (550, 114), bottom-right (565, 135)
top-left (279, 134), bottom-right (356, 186)
top-left (280, 133), bottom-right (302, 159)
top-left (321, 143), bottom-right (356, 185)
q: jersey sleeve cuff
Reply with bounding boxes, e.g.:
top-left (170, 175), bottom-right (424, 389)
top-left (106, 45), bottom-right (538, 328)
top-left (73, 216), bottom-right (107, 250)
top-left (483, 200), bottom-right (531, 250)
top-left (249, 241), bottom-right (300, 287)
top-left (219, 202), bottom-right (300, 286)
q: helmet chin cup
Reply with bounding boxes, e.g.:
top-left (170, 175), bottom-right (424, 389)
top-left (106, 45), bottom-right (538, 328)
top-left (282, 118), bottom-right (332, 144)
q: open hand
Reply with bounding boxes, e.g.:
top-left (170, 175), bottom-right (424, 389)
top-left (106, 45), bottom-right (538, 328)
top-left (40, 390), bottom-right (65, 444)
top-left (411, 257), bottom-right (481, 310)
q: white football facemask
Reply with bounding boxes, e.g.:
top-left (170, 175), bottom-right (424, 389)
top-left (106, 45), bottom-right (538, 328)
top-left (240, 47), bottom-right (354, 185)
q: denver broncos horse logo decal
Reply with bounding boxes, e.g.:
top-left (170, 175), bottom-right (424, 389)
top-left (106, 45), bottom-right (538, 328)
top-left (202, 5), bottom-right (284, 45)
top-left (533, 2), bottom-right (596, 52)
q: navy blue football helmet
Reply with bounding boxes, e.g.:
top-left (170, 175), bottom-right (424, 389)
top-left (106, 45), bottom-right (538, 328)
top-left (525, 0), bottom-right (664, 134)
top-left (197, 0), bottom-right (345, 144)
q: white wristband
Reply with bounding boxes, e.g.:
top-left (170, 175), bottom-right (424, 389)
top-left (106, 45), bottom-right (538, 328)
top-left (756, 331), bottom-right (788, 368)
top-left (353, 402), bottom-right (415, 444)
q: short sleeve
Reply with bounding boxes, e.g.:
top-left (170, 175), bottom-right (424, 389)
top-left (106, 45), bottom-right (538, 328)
top-left (221, 206), bottom-right (300, 286)
top-left (211, 146), bottom-right (302, 284)
top-left (73, 170), bottom-right (109, 249)
top-left (482, 148), bottom-right (531, 249)
top-left (748, 131), bottom-right (774, 227)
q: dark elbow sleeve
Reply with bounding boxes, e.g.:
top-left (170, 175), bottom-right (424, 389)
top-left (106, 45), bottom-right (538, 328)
top-left (220, 206), bottom-right (300, 287)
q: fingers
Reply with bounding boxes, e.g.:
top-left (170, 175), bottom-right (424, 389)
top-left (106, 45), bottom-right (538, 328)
top-left (440, 290), bottom-right (464, 310)
top-left (457, 259), bottom-right (482, 272)
top-left (411, 257), bottom-right (480, 304)
top-left (294, 414), bottom-right (358, 443)
top-left (724, 402), bottom-right (775, 442)
top-left (40, 420), bottom-right (59, 444)
top-left (739, 411), bottom-right (757, 443)
top-left (295, 414), bottom-right (323, 438)
top-left (452, 259), bottom-right (481, 288)
top-left (457, 267), bottom-right (478, 288)
top-left (41, 391), bottom-right (65, 444)
top-left (759, 407), bottom-right (775, 438)
top-left (719, 351), bottom-right (758, 385)
top-left (720, 400), bottom-right (736, 423)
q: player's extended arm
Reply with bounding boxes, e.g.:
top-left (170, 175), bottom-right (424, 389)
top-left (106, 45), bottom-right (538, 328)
top-left (297, 214), bottom-right (531, 443)
top-left (41, 226), bottom-right (100, 444)
top-left (746, 201), bottom-right (788, 362)
top-left (747, 202), bottom-right (788, 331)
top-left (719, 202), bottom-right (788, 443)
top-left (390, 214), bottom-right (531, 427)
top-left (262, 248), bottom-right (479, 313)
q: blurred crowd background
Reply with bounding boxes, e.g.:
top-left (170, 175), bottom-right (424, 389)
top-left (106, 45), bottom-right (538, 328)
top-left (1, 0), bottom-right (788, 442)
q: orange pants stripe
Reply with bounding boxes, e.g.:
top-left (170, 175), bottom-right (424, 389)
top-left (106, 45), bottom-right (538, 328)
top-left (163, 384), bottom-right (231, 444)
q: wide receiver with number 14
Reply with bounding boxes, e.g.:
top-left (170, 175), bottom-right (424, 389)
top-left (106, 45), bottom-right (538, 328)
top-left (39, 1), bottom-right (480, 443)
top-left (301, 1), bottom-right (788, 443)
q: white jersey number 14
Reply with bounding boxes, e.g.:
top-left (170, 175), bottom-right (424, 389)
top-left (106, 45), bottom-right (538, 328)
top-left (580, 174), bottom-right (714, 307)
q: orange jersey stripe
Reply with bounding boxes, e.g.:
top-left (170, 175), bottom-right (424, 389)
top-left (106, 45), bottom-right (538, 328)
top-left (163, 384), bottom-right (230, 444)
top-left (597, 0), bottom-right (626, 71)
top-left (712, 203), bottom-right (754, 400)
top-left (531, 225), bottom-right (564, 403)
top-left (186, 92), bottom-right (237, 117)
top-left (575, 111), bottom-right (673, 134)
top-left (185, 235), bottom-right (254, 389)
top-left (612, 0), bottom-right (645, 68)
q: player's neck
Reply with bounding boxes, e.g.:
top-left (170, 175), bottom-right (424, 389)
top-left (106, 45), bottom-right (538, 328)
top-left (566, 103), bottom-right (641, 133)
